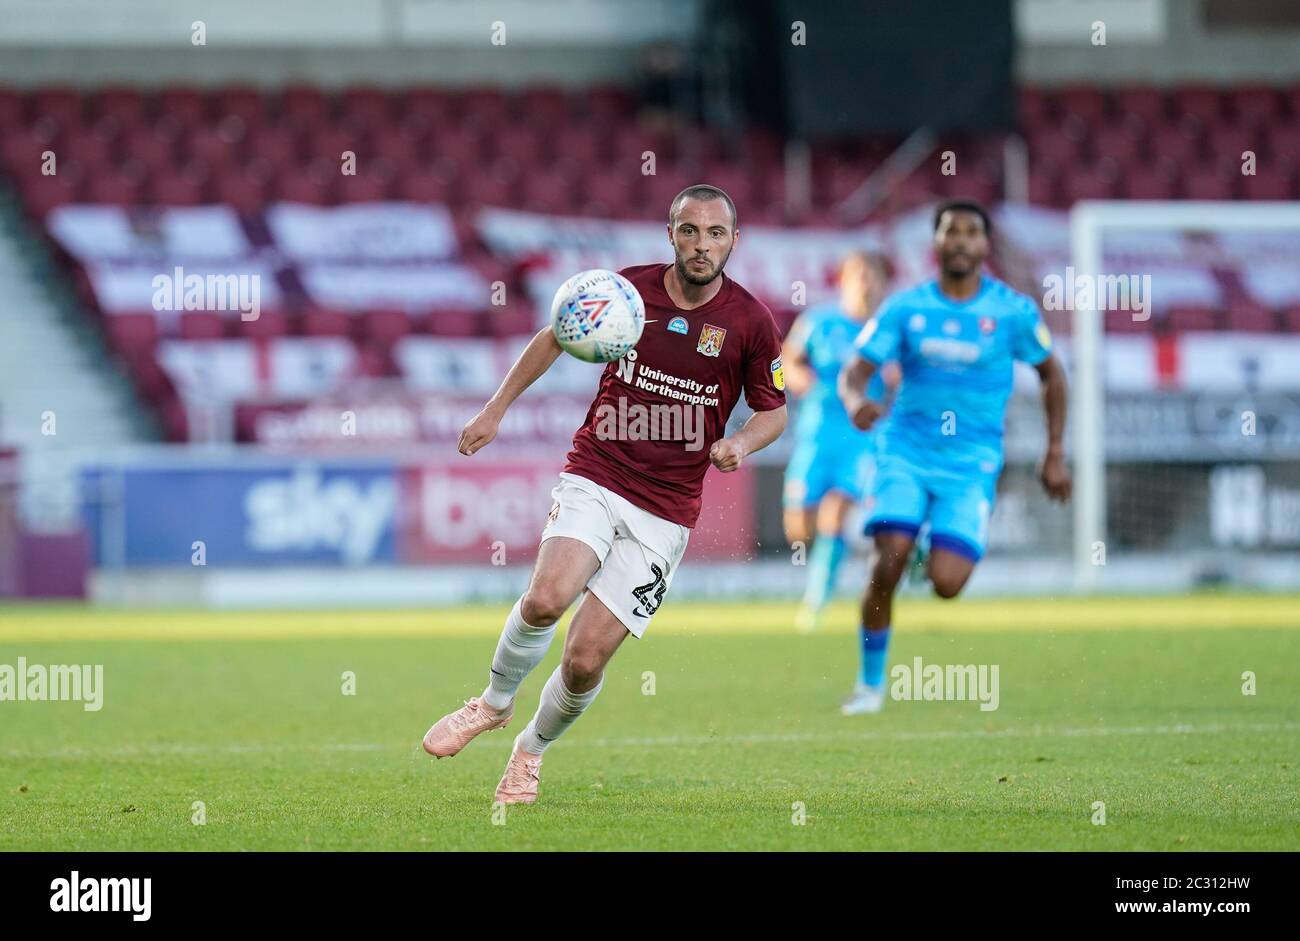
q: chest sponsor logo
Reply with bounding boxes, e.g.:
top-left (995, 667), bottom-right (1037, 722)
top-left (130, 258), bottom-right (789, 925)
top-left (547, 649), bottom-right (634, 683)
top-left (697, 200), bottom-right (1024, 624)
top-left (697, 324), bottom-right (726, 357)
top-left (771, 356), bottom-right (785, 391)
top-left (919, 336), bottom-right (981, 364)
top-left (667, 316), bottom-right (689, 334)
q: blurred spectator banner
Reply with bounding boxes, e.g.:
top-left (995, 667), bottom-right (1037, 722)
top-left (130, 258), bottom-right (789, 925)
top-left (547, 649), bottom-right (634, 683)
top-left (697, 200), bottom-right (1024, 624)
top-left (47, 202), bottom-right (484, 317)
top-left (265, 203), bottom-right (460, 261)
top-left (239, 393), bottom-right (592, 448)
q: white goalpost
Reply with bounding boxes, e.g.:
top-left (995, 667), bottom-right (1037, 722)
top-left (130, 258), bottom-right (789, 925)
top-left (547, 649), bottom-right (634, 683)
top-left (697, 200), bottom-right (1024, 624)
top-left (1068, 200), bottom-right (1300, 593)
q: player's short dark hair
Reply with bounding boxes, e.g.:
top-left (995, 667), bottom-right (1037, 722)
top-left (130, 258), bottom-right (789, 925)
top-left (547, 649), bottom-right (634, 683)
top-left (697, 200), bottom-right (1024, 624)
top-left (668, 184), bottom-right (738, 229)
top-left (842, 250), bottom-right (892, 283)
top-left (933, 199), bottom-right (992, 236)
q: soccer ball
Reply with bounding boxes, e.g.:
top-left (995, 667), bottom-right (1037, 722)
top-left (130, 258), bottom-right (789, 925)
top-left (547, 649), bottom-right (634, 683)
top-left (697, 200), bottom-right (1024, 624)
top-left (549, 269), bottom-right (645, 363)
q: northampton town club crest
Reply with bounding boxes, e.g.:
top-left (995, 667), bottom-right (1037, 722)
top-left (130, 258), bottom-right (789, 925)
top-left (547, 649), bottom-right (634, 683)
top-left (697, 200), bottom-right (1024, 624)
top-left (696, 323), bottom-right (726, 357)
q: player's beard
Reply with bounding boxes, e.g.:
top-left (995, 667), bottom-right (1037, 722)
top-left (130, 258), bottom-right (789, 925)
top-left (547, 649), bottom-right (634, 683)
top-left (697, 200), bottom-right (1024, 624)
top-left (676, 248), bottom-right (731, 286)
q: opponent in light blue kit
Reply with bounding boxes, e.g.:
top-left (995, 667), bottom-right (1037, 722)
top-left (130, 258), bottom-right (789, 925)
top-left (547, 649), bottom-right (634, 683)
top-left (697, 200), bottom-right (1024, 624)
top-left (837, 201), bottom-right (1072, 715)
top-left (782, 253), bottom-right (892, 633)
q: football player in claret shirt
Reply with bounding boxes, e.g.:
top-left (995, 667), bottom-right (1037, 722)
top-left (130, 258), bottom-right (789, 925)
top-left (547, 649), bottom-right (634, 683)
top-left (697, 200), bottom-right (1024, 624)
top-left (837, 200), bottom-right (1072, 715)
top-left (422, 185), bottom-right (787, 804)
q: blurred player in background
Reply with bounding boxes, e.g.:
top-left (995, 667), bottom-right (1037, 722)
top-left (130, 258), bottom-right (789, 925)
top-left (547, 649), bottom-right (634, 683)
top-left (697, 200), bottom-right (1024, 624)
top-left (782, 252), bottom-right (895, 633)
top-left (837, 200), bottom-right (1071, 715)
top-left (422, 185), bottom-right (787, 804)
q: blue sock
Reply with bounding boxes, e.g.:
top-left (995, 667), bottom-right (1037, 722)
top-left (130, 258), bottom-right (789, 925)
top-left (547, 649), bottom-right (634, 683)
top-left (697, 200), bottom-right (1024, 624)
top-left (803, 535), bottom-right (846, 610)
top-left (859, 625), bottom-right (891, 689)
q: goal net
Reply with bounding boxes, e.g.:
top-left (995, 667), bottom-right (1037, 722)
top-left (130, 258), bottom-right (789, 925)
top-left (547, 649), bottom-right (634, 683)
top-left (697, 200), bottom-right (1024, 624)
top-left (1059, 201), bottom-right (1300, 593)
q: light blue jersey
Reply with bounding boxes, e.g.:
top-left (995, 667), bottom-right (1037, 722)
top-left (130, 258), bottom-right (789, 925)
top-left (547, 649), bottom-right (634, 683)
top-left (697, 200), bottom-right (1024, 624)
top-left (783, 304), bottom-right (885, 508)
top-left (854, 275), bottom-right (1053, 560)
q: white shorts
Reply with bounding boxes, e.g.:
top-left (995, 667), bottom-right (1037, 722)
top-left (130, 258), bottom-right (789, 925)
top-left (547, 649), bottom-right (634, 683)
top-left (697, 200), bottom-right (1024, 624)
top-left (540, 472), bottom-right (690, 638)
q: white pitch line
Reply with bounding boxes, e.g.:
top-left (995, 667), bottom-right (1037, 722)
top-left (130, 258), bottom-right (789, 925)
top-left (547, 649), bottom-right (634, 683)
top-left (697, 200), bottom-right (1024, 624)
top-left (3, 721), bottom-right (1297, 760)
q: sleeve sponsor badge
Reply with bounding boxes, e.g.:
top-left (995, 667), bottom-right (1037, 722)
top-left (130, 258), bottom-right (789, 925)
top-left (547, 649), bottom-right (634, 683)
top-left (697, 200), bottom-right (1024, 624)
top-left (771, 356), bottom-right (785, 391)
top-left (1035, 320), bottom-right (1053, 350)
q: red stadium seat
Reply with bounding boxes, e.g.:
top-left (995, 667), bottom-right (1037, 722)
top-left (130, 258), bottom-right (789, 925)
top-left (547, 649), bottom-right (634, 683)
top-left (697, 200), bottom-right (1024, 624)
top-left (156, 87), bottom-right (208, 126)
top-left (149, 166), bottom-right (209, 205)
top-left (213, 86), bottom-right (267, 127)
top-left (1121, 167), bottom-right (1178, 200)
top-left (460, 87), bottom-right (510, 130)
top-left (245, 125), bottom-right (300, 169)
top-left (104, 312), bottom-right (159, 355)
top-left (85, 171), bottom-right (143, 206)
top-left (1170, 86), bottom-right (1224, 126)
top-left (211, 169), bottom-right (270, 214)
top-left (179, 312), bottom-right (226, 340)
top-left (1229, 86), bottom-right (1282, 125)
top-left (233, 309), bottom-right (290, 339)
top-left (1055, 86), bottom-right (1107, 125)
top-left (430, 126), bottom-right (485, 166)
top-left (1240, 166), bottom-right (1294, 200)
top-left (184, 124), bottom-right (243, 169)
top-left (1105, 308), bottom-right (1151, 335)
top-left (0, 87), bottom-right (23, 129)
top-left (276, 160), bottom-right (338, 204)
top-left (518, 86), bottom-right (572, 129)
top-left (403, 88), bottom-right (459, 130)
top-left (338, 86), bottom-right (394, 129)
top-left (361, 309), bottom-right (415, 345)
top-left (1147, 123), bottom-right (1203, 165)
top-left (485, 303), bottom-right (536, 338)
top-left (28, 87), bottom-right (83, 129)
top-left (426, 309), bottom-right (482, 337)
top-left (1092, 125), bottom-right (1144, 165)
top-left (581, 86), bottom-right (636, 122)
top-left (279, 86), bottom-right (331, 127)
top-left (58, 128), bottom-right (115, 169)
top-left (1204, 123), bottom-right (1258, 165)
top-left (1224, 302), bottom-right (1276, 332)
top-left (1168, 306), bottom-right (1220, 332)
top-left (120, 126), bottom-right (177, 169)
top-left (1281, 306), bottom-right (1300, 334)
top-left (1061, 163), bottom-right (1119, 203)
top-left (90, 87), bottom-right (147, 127)
top-left (1112, 87), bottom-right (1166, 125)
top-left (338, 171), bottom-right (392, 203)
top-left (22, 174), bottom-right (81, 217)
top-left (301, 306), bottom-right (352, 337)
top-left (1181, 166), bottom-right (1236, 200)
top-left (398, 166), bottom-right (454, 204)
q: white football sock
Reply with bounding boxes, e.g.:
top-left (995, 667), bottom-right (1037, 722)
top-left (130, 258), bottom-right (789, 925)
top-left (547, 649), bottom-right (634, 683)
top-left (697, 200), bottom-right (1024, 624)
top-left (517, 666), bottom-right (602, 754)
top-left (482, 599), bottom-right (556, 711)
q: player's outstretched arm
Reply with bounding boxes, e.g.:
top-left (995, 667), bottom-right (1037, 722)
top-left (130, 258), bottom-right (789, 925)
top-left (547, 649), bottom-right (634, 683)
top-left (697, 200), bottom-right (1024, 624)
top-left (1035, 354), bottom-right (1072, 502)
top-left (837, 355), bottom-right (884, 430)
top-left (709, 406), bottom-right (787, 472)
top-left (458, 327), bottom-right (564, 456)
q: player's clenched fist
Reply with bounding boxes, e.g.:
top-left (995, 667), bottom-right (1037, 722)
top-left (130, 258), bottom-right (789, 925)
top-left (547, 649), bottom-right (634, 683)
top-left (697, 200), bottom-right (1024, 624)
top-left (708, 437), bottom-right (746, 472)
top-left (847, 395), bottom-right (884, 431)
top-left (458, 407), bottom-right (501, 456)
top-left (1039, 447), bottom-right (1072, 503)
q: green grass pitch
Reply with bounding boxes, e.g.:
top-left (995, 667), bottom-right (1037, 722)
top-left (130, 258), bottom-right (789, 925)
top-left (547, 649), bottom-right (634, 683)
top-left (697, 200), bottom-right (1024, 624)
top-left (1, 594), bottom-right (1297, 851)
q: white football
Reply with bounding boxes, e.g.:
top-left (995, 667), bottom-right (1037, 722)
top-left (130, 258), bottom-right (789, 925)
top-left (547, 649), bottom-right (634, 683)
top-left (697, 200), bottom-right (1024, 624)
top-left (549, 268), bottom-right (646, 363)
